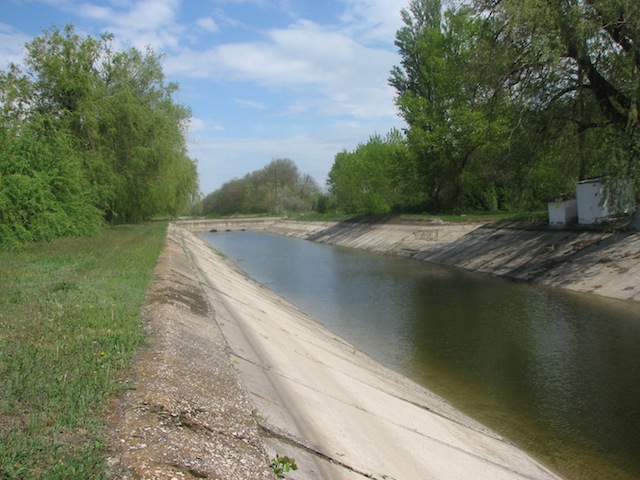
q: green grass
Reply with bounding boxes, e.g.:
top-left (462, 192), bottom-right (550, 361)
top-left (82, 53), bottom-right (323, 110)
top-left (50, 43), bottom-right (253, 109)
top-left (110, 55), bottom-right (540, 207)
top-left (397, 211), bottom-right (524, 223)
top-left (288, 211), bottom-right (531, 223)
top-left (0, 222), bottom-right (167, 479)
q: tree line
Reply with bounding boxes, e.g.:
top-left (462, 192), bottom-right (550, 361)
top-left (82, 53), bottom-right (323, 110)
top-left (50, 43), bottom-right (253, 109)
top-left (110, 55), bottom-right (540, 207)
top-left (328, 0), bottom-right (639, 215)
top-left (0, 25), bottom-right (199, 247)
top-left (201, 158), bottom-right (321, 216)
top-left (10, 0), bottom-right (637, 232)
top-left (205, 0), bottom-right (638, 218)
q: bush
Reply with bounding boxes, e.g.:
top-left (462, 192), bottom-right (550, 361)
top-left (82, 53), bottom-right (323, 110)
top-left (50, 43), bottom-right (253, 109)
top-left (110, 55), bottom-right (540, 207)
top-left (0, 117), bottom-right (103, 248)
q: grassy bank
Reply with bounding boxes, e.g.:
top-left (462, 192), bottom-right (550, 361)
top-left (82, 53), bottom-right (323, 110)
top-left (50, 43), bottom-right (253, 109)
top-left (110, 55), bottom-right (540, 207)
top-left (287, 211), bottom-right (545, 223)
top-left (0, 222), bottom-right (167, 479)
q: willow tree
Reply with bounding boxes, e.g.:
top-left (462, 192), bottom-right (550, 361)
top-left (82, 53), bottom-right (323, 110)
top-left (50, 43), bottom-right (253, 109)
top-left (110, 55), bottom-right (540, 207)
top-left (98, 46), bottom-right (197, 221)
top-left (0, 24), bottom-right (199, 238)
top-left (473, 0), bottom-right (640, 213)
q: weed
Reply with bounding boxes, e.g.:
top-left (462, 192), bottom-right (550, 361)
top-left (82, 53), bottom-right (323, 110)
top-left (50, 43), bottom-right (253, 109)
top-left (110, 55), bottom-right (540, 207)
top-left (270, 454), bottom-right (298, 478)
top-left (0, 222), bottom-right (167, 479)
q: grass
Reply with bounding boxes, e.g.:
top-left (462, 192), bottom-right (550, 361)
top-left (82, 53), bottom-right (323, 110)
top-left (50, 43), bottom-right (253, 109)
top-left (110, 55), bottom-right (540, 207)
top-left (0, 222), bottom-right (167, 479)
top-left (288, 210), bottom-right (533, 223)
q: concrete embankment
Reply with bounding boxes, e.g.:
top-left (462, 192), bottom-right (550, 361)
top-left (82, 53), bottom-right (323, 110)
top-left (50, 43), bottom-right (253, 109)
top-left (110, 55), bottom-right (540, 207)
top-left (109, 224), bottom-right (563, 479)
top-left (107, 224), bottom-right (274, 479)
top-left (179, 217), bottom-right (640, 302)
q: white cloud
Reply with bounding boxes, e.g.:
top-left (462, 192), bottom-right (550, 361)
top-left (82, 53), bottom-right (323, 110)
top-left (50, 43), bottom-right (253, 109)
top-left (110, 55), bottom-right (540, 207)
top-left (0, 24), bottom-right (30, 67)
top-left (186, 116), bottom-right (207, 133)
top-left (280, 100), bottom-right (311, 116)
top-left (77, 3), bottom-right (114, 22)
top-left (235, 99), bottom-right (268, 110)
top-left (110, 0), bottom-right (179, 31)
top-left (164, 18), bottom-right (398, 119)
top-left (339, 0), bottom-right (407, 45)
top-left (72, 0), bottom-right (182, 51)
top-left (196, 17), bottom-right (219, 33)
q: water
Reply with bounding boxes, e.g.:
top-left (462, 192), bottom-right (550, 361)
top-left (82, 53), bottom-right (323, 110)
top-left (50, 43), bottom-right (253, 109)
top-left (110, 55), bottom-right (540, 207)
top-left (202, 231), bottom-right (640, 479)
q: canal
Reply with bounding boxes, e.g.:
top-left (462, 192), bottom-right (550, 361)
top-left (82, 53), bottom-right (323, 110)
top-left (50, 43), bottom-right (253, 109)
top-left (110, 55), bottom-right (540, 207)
top-left (202, 231), bottom-right (640, 480)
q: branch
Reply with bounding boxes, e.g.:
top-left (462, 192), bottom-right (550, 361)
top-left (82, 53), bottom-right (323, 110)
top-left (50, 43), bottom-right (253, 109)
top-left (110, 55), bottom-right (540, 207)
top-left (584, 0), bottom-right (640, 68)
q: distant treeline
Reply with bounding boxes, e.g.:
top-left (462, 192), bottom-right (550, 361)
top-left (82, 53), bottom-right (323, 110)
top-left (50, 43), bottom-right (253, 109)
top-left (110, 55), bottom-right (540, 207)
top-left (0, 25), bottom-right (199, 247)
top-left (201, 159), bottom-right (321, 216)
top-left (204, 0), bottom-right (639, 217)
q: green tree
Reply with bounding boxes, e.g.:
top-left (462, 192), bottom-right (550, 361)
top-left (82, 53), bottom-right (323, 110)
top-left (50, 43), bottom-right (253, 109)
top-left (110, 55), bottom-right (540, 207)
top-left (98, 46), bottom-right (197, 221)
top-left (201, 159), bottom-right (321, 216)
top-left (473, 0), bottom-right (640, 206)
top-left (0, 24), bottom-right (199, 237)
top-left (390, 1), bottom-right (510, 212)
top-left (328, 130), bottom-right (414, 213)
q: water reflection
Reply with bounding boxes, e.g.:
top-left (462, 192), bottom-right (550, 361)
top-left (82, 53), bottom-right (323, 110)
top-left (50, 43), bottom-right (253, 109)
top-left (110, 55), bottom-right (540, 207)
top-left (202, 231), bottom-right (640, 479)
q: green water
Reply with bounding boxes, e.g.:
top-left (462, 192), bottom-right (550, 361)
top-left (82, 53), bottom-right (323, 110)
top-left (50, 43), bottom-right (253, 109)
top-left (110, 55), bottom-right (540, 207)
top-left (203, 231), bottom-right (640, 479)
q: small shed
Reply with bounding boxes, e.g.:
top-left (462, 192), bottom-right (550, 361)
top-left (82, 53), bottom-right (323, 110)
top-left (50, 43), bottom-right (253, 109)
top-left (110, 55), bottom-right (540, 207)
top-left (576, 178), bottom-right (609, 225)
top-left (548, 198), bottom-right (577, 227)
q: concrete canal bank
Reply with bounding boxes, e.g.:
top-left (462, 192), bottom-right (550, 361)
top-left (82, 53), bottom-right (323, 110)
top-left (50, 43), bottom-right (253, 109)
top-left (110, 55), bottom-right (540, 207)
top-left (108, 224), bottom-right (563, 479)
top-left (179, 217), bottom-right (640, 303)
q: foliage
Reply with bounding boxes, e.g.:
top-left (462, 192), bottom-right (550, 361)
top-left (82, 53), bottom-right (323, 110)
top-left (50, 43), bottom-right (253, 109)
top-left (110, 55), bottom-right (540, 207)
top-left (390, 2), bottom-right (514, 212)
top-left (326, 0), bottom-right (639, 217)
top-left (0, 222), bottom-right (166, 479)
top-left (202, 158), bottom-right (321, 216)
top-left (270, 455), bottom-right (298, 478)
top-left (0, 115), bottom-right (103, 247)
top-left (327, 129), bottom-right (417, 213)
top-left (472, 0), bottom-right (640, 198)
top-left (0, 25), bottom-right (199, 246)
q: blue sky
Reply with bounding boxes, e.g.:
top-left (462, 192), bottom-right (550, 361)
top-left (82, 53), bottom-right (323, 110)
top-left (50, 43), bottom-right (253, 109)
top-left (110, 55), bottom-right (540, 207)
top-left (0, 0), bottom-right (408, 194)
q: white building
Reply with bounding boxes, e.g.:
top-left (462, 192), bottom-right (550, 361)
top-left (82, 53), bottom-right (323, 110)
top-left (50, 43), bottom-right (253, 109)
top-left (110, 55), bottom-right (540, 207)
top-left (548, 198), bottom-right (577, 227)
top-left (576, 178), bottom-right (609, 225)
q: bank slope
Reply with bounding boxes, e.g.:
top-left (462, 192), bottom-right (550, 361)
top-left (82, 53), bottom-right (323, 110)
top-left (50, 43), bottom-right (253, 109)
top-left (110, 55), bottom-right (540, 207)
top-left (179, 218), bottom-right (640, 303)
top-left (179, 225), bottom-right (562, 480)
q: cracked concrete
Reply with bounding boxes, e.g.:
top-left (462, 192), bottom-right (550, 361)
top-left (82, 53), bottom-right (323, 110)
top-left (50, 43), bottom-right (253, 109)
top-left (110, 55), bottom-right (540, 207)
top-left (108, 223), bottom-right (566, 479)
top-left (156, 224), bottom-right (563, 479)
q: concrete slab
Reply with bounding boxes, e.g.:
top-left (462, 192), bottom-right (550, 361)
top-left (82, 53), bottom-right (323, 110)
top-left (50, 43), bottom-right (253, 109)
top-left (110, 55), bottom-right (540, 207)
top-left (178, 218), bottom-right (640, 303)
top-left (180, 226), bottom-right (563, 480)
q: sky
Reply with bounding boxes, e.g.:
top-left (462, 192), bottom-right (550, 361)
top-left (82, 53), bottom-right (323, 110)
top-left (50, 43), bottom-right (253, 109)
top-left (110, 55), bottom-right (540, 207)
top-left (0, 0), bottom-right (410, 195)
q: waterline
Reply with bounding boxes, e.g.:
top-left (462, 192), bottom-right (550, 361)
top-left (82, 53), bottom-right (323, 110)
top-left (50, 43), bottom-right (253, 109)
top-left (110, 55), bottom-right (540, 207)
top-left (203, 231), bottom-right (640, 479)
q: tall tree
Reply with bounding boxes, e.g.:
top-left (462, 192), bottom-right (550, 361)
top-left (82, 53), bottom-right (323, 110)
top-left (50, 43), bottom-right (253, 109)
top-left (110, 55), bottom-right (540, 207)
top-left (98, 46), bottom-right (196, 222)
top-left (474, 0), bottom-right (640, 204)
top-left (0, 25), bottom-right (199, 245)
top-left (390, 1), bottom-right (510, 212)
